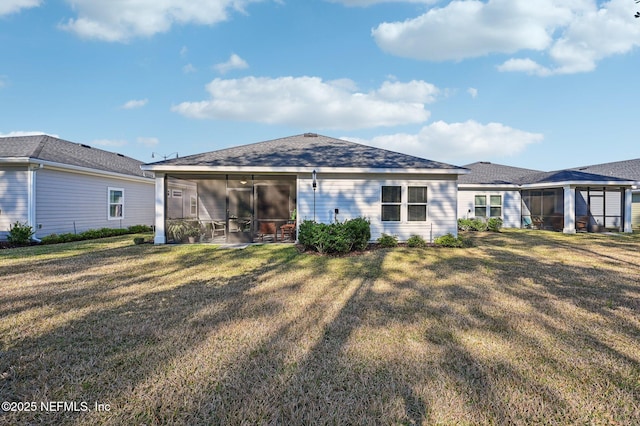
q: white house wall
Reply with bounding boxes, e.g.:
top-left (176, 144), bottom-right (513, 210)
top-left (35, 168), bottom-right (154, 237)
top-left (632, 192), bottom-right (639, 228)
top-left (0, 166), bottom-right (29, 240)
top-left (297, 173), bottom-right (458, 242)
top-left (457, 189), bottom-right (522, 228)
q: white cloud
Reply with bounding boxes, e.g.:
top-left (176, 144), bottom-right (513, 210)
top-left (0, 0), bottom-right (41, 16)
top-left (0, 131), bottom-right (57, 137)
top-left (172, 76), bottom-right (434, 129)
top-left (348, 120), bottom-right (543, 163)
top-left (180, 46), bottom-right (188, 57)
top-left (213, 53), bottom-right (249, 74)
top-left (372, 0), bottom-right (640, 76)
top-left (183, 63), bottom-right (198, 74)
top-left (121, 99), bottom-right (148, 109)
top-left (0, 75), bottom-right (8, 89)
top-left (467, 88), bottom-right (478, 98)
top-left (327, 0), bottom-right (436, 6)
top-left (59, 0), bottom-right (266, 42)
top-left (137, 137), bottom-right (159, 147)
top-left (92, 139), bottom-right (128, 147)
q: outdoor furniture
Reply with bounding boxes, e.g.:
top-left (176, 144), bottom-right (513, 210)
top-left (576, 216), bottom-right (588, 231)
top-left (280, 221), bottom-right (296, 241)
top-left (258, 221), bottom-right (277, 242)
top-left (212, 221), bottom-right (226, 238)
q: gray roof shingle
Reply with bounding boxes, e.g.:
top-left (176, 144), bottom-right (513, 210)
top-left (147, 133), bottom-right (464, 171)
top-left (459, 161), bottom-right (542, 185)
top-left (0, 135), bottom-right (149, 178)
top-left (570, 158), bottom-right (640, 181)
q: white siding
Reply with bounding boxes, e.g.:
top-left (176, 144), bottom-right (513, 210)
top-left (458, 189), bottom-right (522, 228)
top-left (632, 192), bottom-right (640, 228)
top-left (0, 166), bottom-right (29, 240)
top-left (297, 173), bottom-right (459, 242)
top-left (35, 168), bottom-right (154, 237)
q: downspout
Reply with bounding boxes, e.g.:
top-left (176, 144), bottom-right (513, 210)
top-left (28, 164), bottom-right (43, 242)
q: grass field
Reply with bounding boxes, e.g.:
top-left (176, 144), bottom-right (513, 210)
top-left (1, 230), bottom-right (639, 425)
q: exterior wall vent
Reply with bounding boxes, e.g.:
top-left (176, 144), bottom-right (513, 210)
top-left (79, 143), bottom-right (91, 148)
top-left (303, 133), bottom-right (318, 138)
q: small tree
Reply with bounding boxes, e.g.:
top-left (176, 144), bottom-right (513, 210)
top-left (8, 221), bottom-right (35, 245)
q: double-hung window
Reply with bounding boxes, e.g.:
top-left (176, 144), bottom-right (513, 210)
top-left (474, 194), bottom-right (502, 218)
top-left (408, 186), bottom-right (428, 221)
top-left (108, 187), bottom-right (124, 220)
top-left (381, 185), bottom-right (428, 222)
top-left (190, 196), bottom-right (198, 216)
top-left (381, 186), bottom-right (401, 221)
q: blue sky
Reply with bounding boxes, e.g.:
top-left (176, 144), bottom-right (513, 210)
top-left (1, 0), bottom-right (639, 170)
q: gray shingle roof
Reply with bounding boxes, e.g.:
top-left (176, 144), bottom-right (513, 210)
top-left (459, 162), bottom-right (542, 185)
top-left (570, 158), bottom-right (640, 181)
top-left (147, 133), bottom-right (464, 171)
top-left (0, 135), bottom-right (149, 178)
top-left (459, 161), bottom-right (634, 186)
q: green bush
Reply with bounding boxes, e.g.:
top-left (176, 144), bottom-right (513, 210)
top-left (434, 233), bottom-right (469, 248)
top-left (298, 218), bottom-right (371, 254)
top-left (487, 217), bottom-right (503, 232)
top-left (7, 221), bottom-right (34, 245)
top-left (39, 225), bottom-right (151, 245)
top-left (457, 218), bottom-right (489, 232)
top-left (407, 234), bottom-right (427, 248)
top-left (377, 233), bottom-right (398, 248)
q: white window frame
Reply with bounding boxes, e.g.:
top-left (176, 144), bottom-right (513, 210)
top-left (407, 186), bottom-right (428, 222)
top-left (381, 186), bottom-right (402, 222)
top-left (474, 194), bottom-right (502, 218)
top-left (108, 187), bottom-right (124, 220)
top-left (190, 195), bottom-right (198, 216)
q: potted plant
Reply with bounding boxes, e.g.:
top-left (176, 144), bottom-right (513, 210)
top-left (167, 220), bottom-right (190, 243)
top-left (186, 226), bottom-right (201, 243)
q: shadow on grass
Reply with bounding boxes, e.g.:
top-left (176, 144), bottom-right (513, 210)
top-left (1, 232), bottom-right (639, 424)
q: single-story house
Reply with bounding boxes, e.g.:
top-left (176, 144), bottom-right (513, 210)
top-left (568, 158), bottom-right (640, 228)
top-left (141, 133), bottom-right (468, 245)
top-left (458, 161), bottom-right (636, 233)
top-left (0, 135), bottom-right (155, 240)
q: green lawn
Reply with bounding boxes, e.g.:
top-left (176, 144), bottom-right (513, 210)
top-left (1, 230), bottom-right (639, 425)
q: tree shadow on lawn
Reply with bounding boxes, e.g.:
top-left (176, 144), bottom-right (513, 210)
top-left (1, 235), bottom-right (639, 425)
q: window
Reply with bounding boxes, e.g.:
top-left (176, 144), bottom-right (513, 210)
top-left (474, 195), bottom-right (487, 217)
top-left (490, 195), bottom-right (502, 217)
top-left (108, 188), bottom-right (124, 220)
top-left (475, 194), bottom-right (502, 218)
top-left (408, 186), bottom-right (428, 221)
top-left (381, 186), bottom-right (401, 221)
top-left (190, 196), bottom-right (197, 216)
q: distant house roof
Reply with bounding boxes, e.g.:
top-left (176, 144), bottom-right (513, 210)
top-left (570, 158), bottom-right (640, 182)
top-left (0, 135), bottom-right (150, 178)
top-left (143, 133), bottom-right (466, 173)
top-left (459, 162), bottom-right (542, 185)
top-left (460, 161), bottom-right (634, 187)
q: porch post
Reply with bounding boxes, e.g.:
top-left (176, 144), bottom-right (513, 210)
top-left (563, 185), bottom-right (576, 234)
top-left (154, 173), bottom-right (167, 244)
top-left (624, 188), bottom-right (633, 233)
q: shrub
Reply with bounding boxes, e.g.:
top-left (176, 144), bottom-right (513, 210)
top-left (487, 217), bottom-right (503, 232)
top-left (7, 221), bottom-right (34, 245)
top-left (458, 218), bottom-right (488, 232)
top-left (377, 233), bottom-right (398, 248)
top-left (133, 237), bottom-right (145, 245)
top-left (128, 224), bottom-right (153, 233)
top-left (434, 233), bottom-right (469, 248)
top-left (298, 218), bottom-right (372, 254)
top-left (407, 234), bottom-right (427, 248)
top-left (343, 217), bottom-right (371, 251)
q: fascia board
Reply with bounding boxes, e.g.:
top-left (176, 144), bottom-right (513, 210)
top-left (140, 164), bottom-right (467, 175)
top-left (27, 159), bottom-right (155, 184)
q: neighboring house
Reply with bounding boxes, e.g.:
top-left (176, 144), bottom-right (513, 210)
top-left (459, 161), bottom-right (636, 233)
top-left (141, 133), bottom-right (468, 244)
top-left (569, 159), bottom-right (640, 228)
top-left (0, 135), bottom-right (155, 240)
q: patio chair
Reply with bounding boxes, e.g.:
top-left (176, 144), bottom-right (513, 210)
top-left (280, 221), bottom-right (296, 241)
top-left (212, 221), bottom-right (226, 238)
top-left (258, 221), bottom-right (277, 242)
